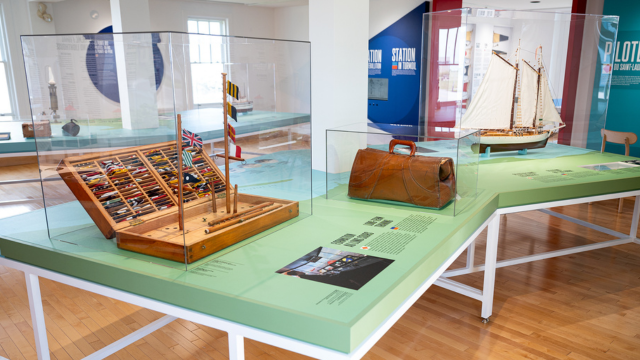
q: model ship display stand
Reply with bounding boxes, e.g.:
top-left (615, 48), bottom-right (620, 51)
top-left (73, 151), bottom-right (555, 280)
top-left (56, 74), bottom-right (298, 264)
top-left (461, 42), bottom-right (565, 157)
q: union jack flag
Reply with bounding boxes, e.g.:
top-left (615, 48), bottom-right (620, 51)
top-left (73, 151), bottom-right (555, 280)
top-left (182, 129), bottom-right (203, 149)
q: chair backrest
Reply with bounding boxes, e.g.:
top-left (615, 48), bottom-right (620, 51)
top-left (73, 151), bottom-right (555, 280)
top-left (601, 129), bottom-right (638, 156)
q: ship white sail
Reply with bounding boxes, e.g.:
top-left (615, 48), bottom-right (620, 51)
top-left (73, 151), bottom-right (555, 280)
top-left (519, 63), bottom-right (539, 128)
top-left (461, 53), bottom-right (517, 130)
top-left (536, 70), bottom-right (563, 126)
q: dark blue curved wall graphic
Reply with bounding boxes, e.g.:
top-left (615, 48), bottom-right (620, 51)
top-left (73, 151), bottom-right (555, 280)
top-left (368, 3), bottom-right (428, 126)
top-left (84, 26), bottom-right (164, 103)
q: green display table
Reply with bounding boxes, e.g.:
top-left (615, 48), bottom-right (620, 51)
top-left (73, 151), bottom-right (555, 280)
top-left (1, 147), bottom-right (639, 359)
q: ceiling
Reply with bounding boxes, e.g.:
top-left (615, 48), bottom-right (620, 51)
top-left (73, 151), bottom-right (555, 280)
top-left (462, 0), bottom-right (573, 11)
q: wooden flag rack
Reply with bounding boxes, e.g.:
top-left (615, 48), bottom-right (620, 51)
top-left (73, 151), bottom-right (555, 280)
top-left (55, 74), bottom-right (298, 264)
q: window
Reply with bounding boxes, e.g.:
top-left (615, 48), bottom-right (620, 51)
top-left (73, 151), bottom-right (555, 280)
top-left (188, 18), bottom-right (227, 105)
top-left (0, 12), bottom-right (14, 119)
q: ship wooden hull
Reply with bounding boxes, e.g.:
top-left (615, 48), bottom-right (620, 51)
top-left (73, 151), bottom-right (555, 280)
top-left (478, 137), bottom-right (549, 153)
top-left (471, 130), bottom-right (551, 153)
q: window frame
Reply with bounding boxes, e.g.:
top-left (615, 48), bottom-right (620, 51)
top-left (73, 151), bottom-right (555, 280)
top-left (187, 17), bottom-right (229, 107)
top-left (0, 6), bottom-right (16, 119)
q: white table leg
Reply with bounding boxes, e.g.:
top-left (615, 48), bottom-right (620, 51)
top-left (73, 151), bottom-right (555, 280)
top-left (466, 240), bottom-right (476, 269)
top-left (631, 195), bottom-right (640, 240)
top-left (228, 332), bottom-right (245, 360)
top-left (25, 272), bottom-right (50, 360)
top-left (481, 215), bottom-right (500, 322)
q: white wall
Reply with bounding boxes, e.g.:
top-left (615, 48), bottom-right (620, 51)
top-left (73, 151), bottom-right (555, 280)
top-left (28, 2), bottom-right (56, 35)
top-left (51, 0), bottom-right (275, 37)
top-left (267, 0), bottom-right (427, 41)
top-left (148, 0), bottom-right (274, 37)
top-left (52, 0), bottom-right (112, 34)
top-left (272, 0), bottom-right (429, 44)
top-left (274, 5), bottom-right (308, 41)
top-left (311, 0), bottom-right (369, 172)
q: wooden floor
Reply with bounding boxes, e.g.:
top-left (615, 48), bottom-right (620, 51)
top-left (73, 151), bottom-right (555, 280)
top-left (0, 197), bottom-right (637, 359)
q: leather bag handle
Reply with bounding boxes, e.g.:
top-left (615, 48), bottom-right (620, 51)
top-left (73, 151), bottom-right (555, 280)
top-left (389, 139), bottom-right (417, 156)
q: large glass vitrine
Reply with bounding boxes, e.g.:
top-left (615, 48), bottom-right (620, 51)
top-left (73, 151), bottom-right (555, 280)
top-left (20, 32), bottom-right (311, 270)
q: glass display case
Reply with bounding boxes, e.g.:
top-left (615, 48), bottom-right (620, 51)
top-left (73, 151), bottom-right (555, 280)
top-left (21, 32), bottom-right (311, 270)
top-left (326, 123), bottom-right (480, 216)
top-left (0, 118), bottom-right (46, 225)
top-left (419, 8), bottom-right (618, 154)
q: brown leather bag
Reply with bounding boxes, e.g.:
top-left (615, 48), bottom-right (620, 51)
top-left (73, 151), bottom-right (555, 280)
top-left (348, 139), bottom-right (456, 209)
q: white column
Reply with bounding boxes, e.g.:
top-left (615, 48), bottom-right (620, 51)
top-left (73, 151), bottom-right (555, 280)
top-left (110, 0), bottom-right (159, 130)
top-left (310, 0), bottom-right (369, 171)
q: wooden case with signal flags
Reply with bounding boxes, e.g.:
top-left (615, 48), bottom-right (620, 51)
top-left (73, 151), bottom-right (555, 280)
top-left (57, 141), bottom-right (299, 263)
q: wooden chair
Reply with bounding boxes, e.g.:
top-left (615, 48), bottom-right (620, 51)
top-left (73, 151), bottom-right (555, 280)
top-left (601, 129), bottom-right (638, 212)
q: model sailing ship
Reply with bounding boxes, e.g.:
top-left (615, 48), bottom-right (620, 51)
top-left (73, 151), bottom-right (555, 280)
top-left (462, 44), bottom-right (564, 153)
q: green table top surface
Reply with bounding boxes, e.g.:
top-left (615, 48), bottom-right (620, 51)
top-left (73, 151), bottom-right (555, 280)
top-left (1, 144), bottom-right (640, 353)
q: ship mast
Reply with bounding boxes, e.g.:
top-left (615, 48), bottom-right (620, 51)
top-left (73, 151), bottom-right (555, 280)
top-left (222, 73), bottom-right (231, 213)
top-left (509, 43), bottom-right (520, 130)
top-left (514, 42), bottom-right (522, 129)
top-left (536, 45), bottom-right (544, 131)
top-left (534, 65), bottom-right (541, 133)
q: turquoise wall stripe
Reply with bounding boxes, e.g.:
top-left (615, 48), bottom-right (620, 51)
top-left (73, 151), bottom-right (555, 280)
top-left (600, 0), bottom-right (640, 156)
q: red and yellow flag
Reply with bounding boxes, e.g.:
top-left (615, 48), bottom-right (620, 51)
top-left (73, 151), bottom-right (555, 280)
top-left (228, 123), bottom-right (236, 144)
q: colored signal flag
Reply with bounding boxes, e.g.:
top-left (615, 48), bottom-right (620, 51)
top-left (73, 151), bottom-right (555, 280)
top-left (229, 141), bottom-right (242, 158)
top-left (182, 150), bottom-right (193, 167)
top-left (227, 103), bottom-right (238, 122)
top-left (183, 172), bottom-right (200, 184)
top-left (228, 123), bottom-right (236, 144)
top-left (182, 129), bottom-right (203, 148)
top-left (227, 80), bottom-right (239, 100)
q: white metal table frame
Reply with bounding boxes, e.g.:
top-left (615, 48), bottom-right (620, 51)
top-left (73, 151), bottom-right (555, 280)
top-left (435, 191), bottom-right (640, 322)
top-left (0, 214), bottom-right (496, 360)
top-left (3, 191), bottom-right (638, 360)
